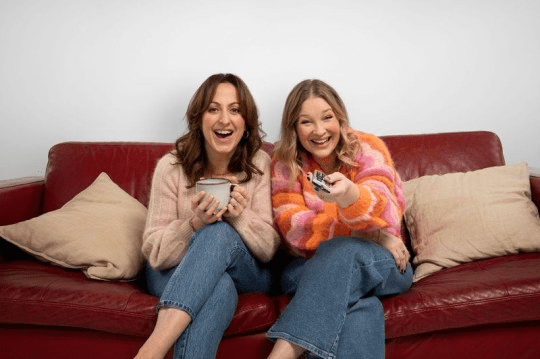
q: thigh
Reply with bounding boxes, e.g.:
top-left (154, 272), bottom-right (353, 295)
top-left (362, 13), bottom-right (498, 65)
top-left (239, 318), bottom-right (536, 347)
top-left (312, 237), bottom-right (412, 299)
top-left (343, 240), bottom-right (412, 300)
top-left (145, 263), bottom-right (174, 297)
top-left (226, 238), bottom-right (273, 294)
top-left (279, 257), bottom-right (307, 295)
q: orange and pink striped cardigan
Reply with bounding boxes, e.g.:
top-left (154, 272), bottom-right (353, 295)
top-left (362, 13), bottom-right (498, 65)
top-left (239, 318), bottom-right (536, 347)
top-left (271, 131), bottom-right (406, 257)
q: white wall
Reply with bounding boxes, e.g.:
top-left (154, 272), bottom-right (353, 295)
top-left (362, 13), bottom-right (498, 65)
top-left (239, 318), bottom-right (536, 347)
top-left (1, 0), bottom-right (539, 180)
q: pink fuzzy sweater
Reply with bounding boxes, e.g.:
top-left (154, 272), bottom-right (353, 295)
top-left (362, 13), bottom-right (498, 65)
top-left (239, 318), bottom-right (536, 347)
top-left (272, 131), bottom-right (406, 258)
top-left (143, 150), bottom-right (280, 270)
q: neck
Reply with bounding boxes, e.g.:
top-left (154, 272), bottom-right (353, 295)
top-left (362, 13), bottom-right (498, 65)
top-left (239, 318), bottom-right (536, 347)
top-left (207, 156), bottom-right (231, 177)
top-left (315, 154), bottom-right (339, 174)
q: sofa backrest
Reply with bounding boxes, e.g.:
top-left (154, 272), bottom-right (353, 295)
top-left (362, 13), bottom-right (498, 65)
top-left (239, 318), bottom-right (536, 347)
top-left (42, 131), bottom-right (505, 213)
top-left (43, 142), bottom-right (173, 212)
top-left (381, 131), bottom-right (505, 181)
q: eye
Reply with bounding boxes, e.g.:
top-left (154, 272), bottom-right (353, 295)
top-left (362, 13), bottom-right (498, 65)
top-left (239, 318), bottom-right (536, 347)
top-left (298, 117), bottom-right (311, 125)
top-left (324, 114), bottom-right (334, 121)
top-left (207, 106), bottom-right (219, 113)
top-left (230, 107), bottom-right (241, 114)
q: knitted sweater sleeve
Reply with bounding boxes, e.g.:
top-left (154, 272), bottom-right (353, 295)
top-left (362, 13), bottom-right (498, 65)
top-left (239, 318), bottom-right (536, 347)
top-left (142, 153), bottom-right (194, 270)
top-left (225, 150), bottom-right (280, 263)
top-left (272, 160), bottom-right (337, 257)
top-left (338, 132), bottom-right (405, 237)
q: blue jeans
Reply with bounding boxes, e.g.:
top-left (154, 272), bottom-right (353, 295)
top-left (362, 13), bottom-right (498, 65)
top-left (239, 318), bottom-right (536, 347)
top-left (146, 221), bottom-right (272, 359)
top-left (267, 237), bottom-right (413, 359)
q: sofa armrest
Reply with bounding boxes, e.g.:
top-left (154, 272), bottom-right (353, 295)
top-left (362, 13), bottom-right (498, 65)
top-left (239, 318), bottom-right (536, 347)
top-left (0, 177), bottom-right (45, 261)
top-left (0, 177), bottom-right (45, 226)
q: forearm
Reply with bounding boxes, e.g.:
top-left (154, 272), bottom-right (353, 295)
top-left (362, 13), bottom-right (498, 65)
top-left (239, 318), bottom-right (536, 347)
top-left (226, 209), bottom-right (279, 262)
top-left (142, 219), bottom-right (192, 270)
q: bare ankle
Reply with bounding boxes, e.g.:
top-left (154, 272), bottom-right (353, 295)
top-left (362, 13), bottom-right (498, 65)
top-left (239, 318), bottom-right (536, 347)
top-left (267, 339), bottom-right (305, 359)
top-left (134, 339), bottom-right (168, 359)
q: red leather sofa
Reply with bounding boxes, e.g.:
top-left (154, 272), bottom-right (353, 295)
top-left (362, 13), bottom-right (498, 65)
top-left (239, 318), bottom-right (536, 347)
top-left (1, 131), bottom-right (540, 359)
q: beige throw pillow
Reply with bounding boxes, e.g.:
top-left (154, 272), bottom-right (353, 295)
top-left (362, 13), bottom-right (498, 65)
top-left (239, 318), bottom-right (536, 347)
top-left (0, 172), bottom-right (147, 280)
top-left (403, 163), bottom-right (540, 282)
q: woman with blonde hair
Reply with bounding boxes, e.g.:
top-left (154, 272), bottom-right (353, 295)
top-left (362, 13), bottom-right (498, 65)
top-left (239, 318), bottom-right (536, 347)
top-left (135, 73), bottom-right (280, 359)
top-left (267, 79), bottom-right (412, 359)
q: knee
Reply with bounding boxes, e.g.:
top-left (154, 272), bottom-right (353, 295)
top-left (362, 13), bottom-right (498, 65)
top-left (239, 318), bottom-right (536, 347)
top-left (317, 237), bottom-right (366, 257)
top-left (191, 222), bottom-right (242, 254)
top-left (194, 222), bottom-right (242, 250)
top-left (316, 237), bottom-right (379, 266)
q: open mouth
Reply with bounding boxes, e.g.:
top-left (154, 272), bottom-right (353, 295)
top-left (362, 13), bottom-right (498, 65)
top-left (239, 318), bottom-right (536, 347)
top-left (311, 137), bottom-right (331, 145)
top-left (215, 130), bottom-right (233, 139)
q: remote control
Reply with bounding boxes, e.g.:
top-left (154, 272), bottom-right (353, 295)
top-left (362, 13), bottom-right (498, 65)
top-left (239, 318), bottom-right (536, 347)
top-left (311, 170), bottom-right (331, 193)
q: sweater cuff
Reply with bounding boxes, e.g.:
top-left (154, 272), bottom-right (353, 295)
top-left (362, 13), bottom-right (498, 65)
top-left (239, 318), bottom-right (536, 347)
top-left (340, 185), bottom-right (372, 220)
top-left (178, 218), bottom-right (194, 241)
top-left (225, 211), bottom-right (249, 232)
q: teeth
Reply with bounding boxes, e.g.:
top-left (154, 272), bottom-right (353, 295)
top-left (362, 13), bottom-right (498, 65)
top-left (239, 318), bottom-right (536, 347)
top-left (216, 130), bottom-right (233, 135)
top-left (312, 138), bottom-right (328, 144)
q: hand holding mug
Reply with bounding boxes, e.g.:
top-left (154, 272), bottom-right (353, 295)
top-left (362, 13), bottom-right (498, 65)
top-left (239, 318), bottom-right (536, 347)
top-left (191, 178), bottom-right (232, 231)
top-left (190, 191), bottom-right (227, 231)
top-left (225, 185), bottom-right (248, 218)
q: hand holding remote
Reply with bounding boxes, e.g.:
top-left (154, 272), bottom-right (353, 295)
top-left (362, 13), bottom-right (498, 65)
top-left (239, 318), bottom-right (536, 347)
top-left (311, 171), bottom-right (359, 208)
top-left (311, 170), bottom-right (332, 193)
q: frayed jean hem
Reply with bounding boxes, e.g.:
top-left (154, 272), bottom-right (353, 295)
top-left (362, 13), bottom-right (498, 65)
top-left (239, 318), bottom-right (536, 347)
top-left (267, 330), bottom-right (334, 359)
top-left (156, 300), bottom-right (195, 319)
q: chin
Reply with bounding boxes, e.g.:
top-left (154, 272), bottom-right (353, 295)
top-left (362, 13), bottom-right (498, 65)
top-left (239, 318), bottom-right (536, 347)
top-left (310, 146), bottom-right (335, 158)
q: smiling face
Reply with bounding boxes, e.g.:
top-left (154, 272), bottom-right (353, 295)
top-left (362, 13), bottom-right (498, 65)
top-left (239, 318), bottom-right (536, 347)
top-left (202, 82), bottom-right (246, 163)
top-left (296, 96), bottom-right (341, 171)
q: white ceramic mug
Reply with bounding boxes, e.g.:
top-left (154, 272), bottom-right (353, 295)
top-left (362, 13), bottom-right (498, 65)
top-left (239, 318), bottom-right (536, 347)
top-left (195, 178), bottom-right (232, 210)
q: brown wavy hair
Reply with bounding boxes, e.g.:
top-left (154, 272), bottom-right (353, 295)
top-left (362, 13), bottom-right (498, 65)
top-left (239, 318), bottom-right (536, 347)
top-left (273, 79), bottom-right (361, 181)
top-left (173, 73), bottom-right (264, 187)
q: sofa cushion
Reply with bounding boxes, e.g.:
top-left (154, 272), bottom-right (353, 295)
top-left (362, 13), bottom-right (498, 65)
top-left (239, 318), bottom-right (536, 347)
top-left (0, 173), bottom-right (147, 280)
top-left (403, 163), bottom-right (540, 281)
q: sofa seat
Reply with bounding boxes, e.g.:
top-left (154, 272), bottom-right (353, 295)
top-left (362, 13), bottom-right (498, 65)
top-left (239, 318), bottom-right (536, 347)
top-left (0, 259), bottom-right (279, 339)
top-left (383, 252), bottom-right (540, 338)
top-left (2, 252), bottom-right (540, 345)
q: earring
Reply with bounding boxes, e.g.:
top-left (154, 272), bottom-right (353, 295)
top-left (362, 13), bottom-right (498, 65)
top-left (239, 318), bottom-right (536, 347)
top-left (243, 131), bottom-right (250, 139)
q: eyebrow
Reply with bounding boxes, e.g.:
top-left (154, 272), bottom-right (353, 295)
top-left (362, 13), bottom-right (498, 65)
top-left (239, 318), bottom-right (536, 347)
top-left (299, 107), bottom-right (333, 117)
top-left (208, 101), bottom-right (241, 107)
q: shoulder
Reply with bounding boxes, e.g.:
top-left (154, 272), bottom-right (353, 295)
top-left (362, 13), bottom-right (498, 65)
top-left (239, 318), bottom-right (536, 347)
top-left (152, 152), bottom-right (185, 183)
top-left (353, 131), bottom-right (387, 149)
top-left (349, 131), bottom-right (395, 169)
top-left (351, 131), bottom-right (390, 156)
top-left (252, 149), bottom-right (272, 169)
top-left (157, 152), bottom-right (178, 166)
top-left (154, 152), bottom-right (180, 173)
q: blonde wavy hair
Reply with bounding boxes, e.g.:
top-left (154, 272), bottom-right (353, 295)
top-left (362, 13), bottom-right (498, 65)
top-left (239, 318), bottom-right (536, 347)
top-left (273, 79), bottom-right (361, 181)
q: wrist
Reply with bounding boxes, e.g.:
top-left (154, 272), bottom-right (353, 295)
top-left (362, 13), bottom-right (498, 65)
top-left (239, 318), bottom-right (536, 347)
top-left (337, 184), bottom-right (360, 208)
top-left (190, 216), bottom-right (203, 232)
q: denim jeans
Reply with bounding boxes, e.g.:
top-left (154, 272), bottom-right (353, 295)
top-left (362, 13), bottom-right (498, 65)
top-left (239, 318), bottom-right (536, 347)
top-left (267, 237), bottom-right (413, 359)
top-left (146, 221), bottom-right (271, 359)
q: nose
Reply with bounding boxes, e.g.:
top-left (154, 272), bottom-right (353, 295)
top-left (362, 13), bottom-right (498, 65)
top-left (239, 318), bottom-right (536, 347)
top-left (313, 121), bottom-right (325, 136)
top-left (218, 110), bottom-right (231, 125)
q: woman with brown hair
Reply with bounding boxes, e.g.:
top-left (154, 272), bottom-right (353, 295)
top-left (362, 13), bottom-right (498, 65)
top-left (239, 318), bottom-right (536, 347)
top-left (135, 74), bottom-right (280, 359)
top-left (266, 79), bottom-right (412, 359)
